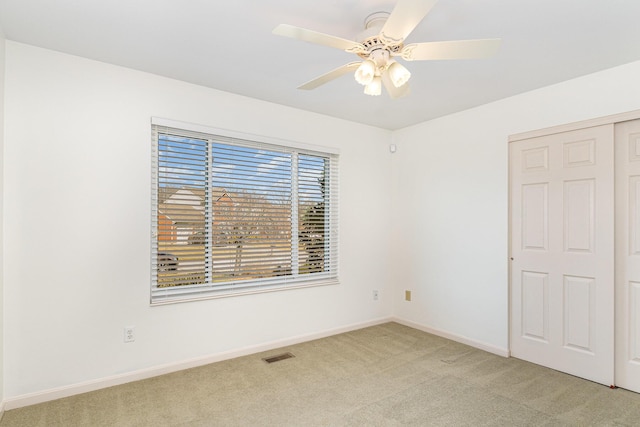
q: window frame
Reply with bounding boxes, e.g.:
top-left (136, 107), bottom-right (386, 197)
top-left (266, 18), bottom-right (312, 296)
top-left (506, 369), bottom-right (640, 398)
top-left (150, 118), bottom-right (339, 305)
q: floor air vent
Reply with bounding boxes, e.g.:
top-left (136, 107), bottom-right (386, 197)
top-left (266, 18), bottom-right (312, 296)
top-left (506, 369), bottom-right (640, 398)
top-left (262, 352), bottom-right (295, 364)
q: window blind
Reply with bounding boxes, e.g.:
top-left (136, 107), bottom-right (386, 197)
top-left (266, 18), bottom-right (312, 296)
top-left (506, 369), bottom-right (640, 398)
top-left (151, 121), bottom-right (339, 304)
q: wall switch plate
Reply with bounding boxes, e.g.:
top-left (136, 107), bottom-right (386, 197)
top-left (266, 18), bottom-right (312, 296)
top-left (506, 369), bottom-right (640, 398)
top-left (124, 326), bottom-right (135, 343)
top-left (405, 290), bottom-right (412, 301)
top-left (373, 290), bottom-right (379, 300)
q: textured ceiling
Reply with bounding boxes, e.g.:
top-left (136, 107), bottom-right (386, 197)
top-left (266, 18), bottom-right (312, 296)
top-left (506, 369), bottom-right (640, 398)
top-left (1, 0), bottom-right (639, 130)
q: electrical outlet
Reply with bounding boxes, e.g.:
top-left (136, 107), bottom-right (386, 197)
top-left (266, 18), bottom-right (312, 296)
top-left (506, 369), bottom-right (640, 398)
top-left (373, 290), bottom-right (379, 300)
top-left (124, 326), bottom-right (135, 343)
top-left (405, 290), bottom-right (412, 301)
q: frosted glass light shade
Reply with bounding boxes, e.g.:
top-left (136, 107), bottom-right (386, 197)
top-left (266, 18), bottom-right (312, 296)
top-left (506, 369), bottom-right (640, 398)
top-left (387, 61), bottom-right (411, 88)
top-left (355, 60), bottom-right (376, 86)
top-left (364, 76), bottom-right (382, 96)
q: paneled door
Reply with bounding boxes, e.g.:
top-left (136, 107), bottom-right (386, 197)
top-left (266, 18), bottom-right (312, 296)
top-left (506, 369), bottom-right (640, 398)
top-left (615, 119), bottom-right (640, 393)
top-left (510, 125), bottom-right (615, 386)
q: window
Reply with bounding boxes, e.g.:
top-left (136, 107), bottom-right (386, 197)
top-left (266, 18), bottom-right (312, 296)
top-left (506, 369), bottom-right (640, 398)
top-left (151, 118), bottom-right (339, 304)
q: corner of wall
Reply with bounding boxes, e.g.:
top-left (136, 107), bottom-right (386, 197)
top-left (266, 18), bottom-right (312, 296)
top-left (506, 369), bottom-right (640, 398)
top-left (0, 21), bottom-right (6, 414)
top-left (387, 132), bottom-right (401, 317)
top-left (392, 317), bottom-right (510, 357)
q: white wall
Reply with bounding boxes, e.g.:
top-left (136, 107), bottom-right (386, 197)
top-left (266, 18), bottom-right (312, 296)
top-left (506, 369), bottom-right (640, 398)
top-left (391, 60), bottom-right (640, 353)
top-left (3, 42), bottom-right (393, 400)
top-left (0, 21), bottom-right (6, 411)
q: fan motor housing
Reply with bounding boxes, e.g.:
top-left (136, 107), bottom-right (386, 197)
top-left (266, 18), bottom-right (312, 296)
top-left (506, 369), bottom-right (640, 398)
top-left (357, 36), bottom-right (403, 59)
top-left (356, 12), bottom-right (403, 59)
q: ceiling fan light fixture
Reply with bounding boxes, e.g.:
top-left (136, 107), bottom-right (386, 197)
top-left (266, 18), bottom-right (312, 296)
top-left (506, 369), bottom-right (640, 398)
top-left (364, 76), bottom-right (382, 96)
top-left (355, 60), bottom-right (376, 85)
top-left (274, 0), bottom-right (501, 98)
top-left (387, 61), bottom-right (411, 88)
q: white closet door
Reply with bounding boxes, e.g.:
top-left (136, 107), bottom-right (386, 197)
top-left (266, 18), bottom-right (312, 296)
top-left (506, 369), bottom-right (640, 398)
top-left (510, 125), bottom-right (615, 386)
top-left (615, 119), bottom-right (640, 393)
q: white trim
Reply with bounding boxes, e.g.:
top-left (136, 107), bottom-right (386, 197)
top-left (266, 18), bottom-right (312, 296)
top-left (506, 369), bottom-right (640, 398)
top-left (507, 139), bottom-right (514, 355)
top-left (151, 117), bottom-right (340, 155)
top-left (509, 109), bottom-right (640, 143)
top-left (151, 279), bottom-right (340, 306)
top-left (2, 316), bottom-right (393, 410)
top-left (392, 317), bottom-right (511, 358)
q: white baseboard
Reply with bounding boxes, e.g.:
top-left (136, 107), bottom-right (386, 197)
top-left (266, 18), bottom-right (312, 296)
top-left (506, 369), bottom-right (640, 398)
top-left (2, 316), bottom-right (394, 411)
top-left (392, 317), bottom-right (510, 358)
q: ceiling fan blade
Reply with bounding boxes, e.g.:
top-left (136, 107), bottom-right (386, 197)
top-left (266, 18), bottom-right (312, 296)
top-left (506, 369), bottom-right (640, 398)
top-left (273, 24), bottom-right (366, 53)
top-left (382, 71), bottom-right (410, 99)
top-left (380, 0), bottom-right (439, 44)
top-left (401, 39), bottom-right (501, 61)
top-left (298, 62), bottom-right (361, 90)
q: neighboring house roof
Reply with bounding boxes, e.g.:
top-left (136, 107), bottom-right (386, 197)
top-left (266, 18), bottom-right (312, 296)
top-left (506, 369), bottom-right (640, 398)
top-left (158, 203), bottom-right (204, 225)
top-left (217, 192), bottom-right (233, 204)
top-left (159, 188), bottom-right (204, 225)
top-left (158, 186), bottom-right (230, 205)
top-left (158, 187), bottom-right (233, 225)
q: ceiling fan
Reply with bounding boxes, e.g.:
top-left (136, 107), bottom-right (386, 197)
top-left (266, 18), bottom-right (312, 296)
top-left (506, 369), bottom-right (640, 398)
top-left (273, 0), bottom-right (501, 98)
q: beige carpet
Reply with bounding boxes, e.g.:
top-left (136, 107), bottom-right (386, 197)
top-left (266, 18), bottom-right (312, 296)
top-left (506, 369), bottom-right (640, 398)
top-left (2, 322), bottom-right (639, 426)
